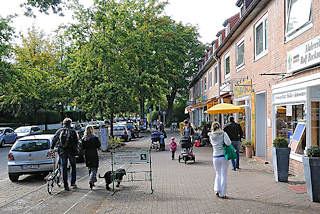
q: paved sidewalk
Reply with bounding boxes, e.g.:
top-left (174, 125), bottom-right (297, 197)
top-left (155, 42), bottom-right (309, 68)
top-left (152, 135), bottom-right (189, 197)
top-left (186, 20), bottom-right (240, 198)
top-left (95, 131), bottom-right (320, 214)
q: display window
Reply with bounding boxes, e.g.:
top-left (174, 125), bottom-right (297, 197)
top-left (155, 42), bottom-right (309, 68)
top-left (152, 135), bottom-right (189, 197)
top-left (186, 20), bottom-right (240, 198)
top-left (311, 101), bottom-right (320, 147)
top-left (275, 104), bottom-right (306, 154)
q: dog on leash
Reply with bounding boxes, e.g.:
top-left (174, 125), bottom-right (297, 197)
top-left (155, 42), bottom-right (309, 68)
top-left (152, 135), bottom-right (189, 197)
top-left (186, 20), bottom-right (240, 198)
top-left (99, 169), bottom-right (126, 190)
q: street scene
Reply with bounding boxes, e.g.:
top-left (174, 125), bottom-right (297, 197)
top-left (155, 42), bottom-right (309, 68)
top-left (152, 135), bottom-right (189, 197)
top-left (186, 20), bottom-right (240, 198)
top-left (0, 128), bottom-right (319, 213)
top-left (1, 0), bottom-right (320, 213)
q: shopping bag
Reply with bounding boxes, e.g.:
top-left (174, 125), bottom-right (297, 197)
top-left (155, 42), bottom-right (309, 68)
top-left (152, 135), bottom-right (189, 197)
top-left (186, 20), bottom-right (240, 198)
top-left (223, 144), bottom-right (237, 160)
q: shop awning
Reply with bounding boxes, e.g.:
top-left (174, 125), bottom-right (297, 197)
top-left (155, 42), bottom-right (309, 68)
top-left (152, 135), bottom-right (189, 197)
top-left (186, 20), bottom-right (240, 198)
top-left (206, 103), bottom-right (244, 114)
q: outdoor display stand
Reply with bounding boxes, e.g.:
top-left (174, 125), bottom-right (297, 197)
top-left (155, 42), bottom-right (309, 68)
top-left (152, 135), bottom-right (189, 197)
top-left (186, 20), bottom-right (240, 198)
top-left (111, 149), bottom-right (153, 194)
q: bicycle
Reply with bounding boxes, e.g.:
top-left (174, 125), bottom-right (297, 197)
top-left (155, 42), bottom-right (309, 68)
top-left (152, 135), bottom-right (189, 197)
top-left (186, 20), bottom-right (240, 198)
top-left (45, 148), bottom-right (62, 194)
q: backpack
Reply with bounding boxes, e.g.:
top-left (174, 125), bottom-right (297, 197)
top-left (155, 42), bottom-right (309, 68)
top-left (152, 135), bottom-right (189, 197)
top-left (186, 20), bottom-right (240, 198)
top-left (59, 128), bottom-right (71, 149)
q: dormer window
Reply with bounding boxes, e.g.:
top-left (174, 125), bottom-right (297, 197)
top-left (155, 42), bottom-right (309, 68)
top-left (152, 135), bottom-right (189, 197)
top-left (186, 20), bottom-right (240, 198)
top-left (240, 4), bottom-right (245, 18)
top-left (226, 23), bottom-right (230, 36)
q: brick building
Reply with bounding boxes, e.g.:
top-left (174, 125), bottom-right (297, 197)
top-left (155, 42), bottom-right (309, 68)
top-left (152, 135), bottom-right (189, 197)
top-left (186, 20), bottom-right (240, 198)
top-left (188, 0), bottom-right (320, 178)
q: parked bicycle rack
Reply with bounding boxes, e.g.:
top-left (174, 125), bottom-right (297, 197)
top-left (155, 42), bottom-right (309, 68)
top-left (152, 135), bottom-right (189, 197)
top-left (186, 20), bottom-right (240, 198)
top-left (111, 149), bottom-right (153, 194)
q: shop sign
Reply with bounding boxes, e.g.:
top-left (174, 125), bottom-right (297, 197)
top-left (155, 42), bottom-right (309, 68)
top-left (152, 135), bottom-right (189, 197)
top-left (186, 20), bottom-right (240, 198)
top-left (287, 35), bottom-right (320, 73)
top-left (233, 80), bottom-right (252, 98)
top-left (273, 89), bottom-right (306, 104)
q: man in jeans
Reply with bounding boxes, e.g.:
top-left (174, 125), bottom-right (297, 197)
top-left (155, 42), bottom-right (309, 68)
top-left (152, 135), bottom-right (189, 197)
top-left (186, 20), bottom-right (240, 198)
top-left (51, 118), bottom-right (79, 191)
top-left (223, 116), bottom-right (243, 171)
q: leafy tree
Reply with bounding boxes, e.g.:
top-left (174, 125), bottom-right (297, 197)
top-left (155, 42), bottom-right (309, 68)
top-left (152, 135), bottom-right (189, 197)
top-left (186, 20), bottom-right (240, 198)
top-left (10, 27), bottom-right (63, 124)
top-left (21, 0), bottom-right (64, 17)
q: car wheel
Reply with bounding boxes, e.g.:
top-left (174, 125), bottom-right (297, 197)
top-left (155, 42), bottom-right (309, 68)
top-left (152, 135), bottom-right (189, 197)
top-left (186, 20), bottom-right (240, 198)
top-left (9, 173), bottom-right (19, 182)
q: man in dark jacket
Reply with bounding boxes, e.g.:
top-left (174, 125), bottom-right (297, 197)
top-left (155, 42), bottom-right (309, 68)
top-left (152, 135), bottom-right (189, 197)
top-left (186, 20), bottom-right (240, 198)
top-left (223, 116), bottom-right (243, 171)
top-left (51, 118), bottom-right (79, 191)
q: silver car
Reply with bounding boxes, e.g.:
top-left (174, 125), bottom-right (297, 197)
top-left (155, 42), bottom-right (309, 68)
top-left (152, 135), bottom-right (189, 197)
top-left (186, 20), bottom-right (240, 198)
top-left (14, 126), bottom-right (43, 139)
top-left (8, 135), bottom-right (54, 182)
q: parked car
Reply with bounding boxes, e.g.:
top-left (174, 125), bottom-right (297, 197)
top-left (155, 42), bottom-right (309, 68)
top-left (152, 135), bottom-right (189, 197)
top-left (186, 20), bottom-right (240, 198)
top-left (14, 126), bottom-right (42, 139)
top-left (7, 134), bottom-right (55, 182)
top-left (127, 123), bottom-right (139, 138)
top-left (0, 127), bottom-right (17, 147)
top-left (113, 125), bottom-right (131, 142)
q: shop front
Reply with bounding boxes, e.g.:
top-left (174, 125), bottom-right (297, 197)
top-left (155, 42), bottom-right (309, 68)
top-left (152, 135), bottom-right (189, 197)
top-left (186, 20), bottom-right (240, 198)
top-left (272, 72), bottom-right (320, 164)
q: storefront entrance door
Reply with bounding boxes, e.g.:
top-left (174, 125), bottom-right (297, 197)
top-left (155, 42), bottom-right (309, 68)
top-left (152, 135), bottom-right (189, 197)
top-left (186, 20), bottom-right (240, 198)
top-left (256, 92), bottom-right (266, 157)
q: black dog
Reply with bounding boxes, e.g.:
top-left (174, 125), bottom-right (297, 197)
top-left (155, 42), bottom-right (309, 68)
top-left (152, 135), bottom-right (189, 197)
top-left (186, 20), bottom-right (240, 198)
top-left (99, 169), bottom-right (126, 190)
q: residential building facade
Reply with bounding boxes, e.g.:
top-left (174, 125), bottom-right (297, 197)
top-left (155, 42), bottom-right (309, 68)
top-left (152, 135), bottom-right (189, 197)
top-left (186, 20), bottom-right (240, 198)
top-left (188, 0), bottom-right (320, 178)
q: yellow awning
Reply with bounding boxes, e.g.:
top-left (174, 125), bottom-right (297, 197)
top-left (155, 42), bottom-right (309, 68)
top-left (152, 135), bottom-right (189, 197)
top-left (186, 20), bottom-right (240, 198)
top-left (206, 103), bottom-right (244, 114)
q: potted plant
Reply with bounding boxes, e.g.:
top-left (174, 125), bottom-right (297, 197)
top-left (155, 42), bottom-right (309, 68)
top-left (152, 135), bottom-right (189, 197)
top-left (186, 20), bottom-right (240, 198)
top-left (303, 145), bottom-right (320, 202)
top-left (272, 137), bottom-right (290, 182)
top-left (241, 139), bottom-right (252, 158)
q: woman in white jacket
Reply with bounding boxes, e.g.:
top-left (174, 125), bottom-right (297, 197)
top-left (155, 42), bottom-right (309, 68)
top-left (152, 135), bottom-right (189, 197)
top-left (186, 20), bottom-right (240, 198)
top-left (209, 122), bottom-right (232, 199)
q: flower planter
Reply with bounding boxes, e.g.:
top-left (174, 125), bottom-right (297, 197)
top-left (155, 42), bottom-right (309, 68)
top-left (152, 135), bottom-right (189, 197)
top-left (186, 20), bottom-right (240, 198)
top-left (272, 147), bottom-right (290, 182)
top-left (245, 145), bottom-right (253, 158)
top-left (303, 156), bottom-right (320, 202)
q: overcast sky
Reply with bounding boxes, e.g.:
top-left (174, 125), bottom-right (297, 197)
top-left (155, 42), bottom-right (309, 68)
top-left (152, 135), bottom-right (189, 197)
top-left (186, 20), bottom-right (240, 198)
top-left (0, 0), bottom-right (239, 45)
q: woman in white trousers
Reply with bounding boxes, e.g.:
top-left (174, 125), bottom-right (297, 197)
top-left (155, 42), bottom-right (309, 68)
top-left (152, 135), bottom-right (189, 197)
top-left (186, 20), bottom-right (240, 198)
top-left (209, 122), bottom-right (232, 198)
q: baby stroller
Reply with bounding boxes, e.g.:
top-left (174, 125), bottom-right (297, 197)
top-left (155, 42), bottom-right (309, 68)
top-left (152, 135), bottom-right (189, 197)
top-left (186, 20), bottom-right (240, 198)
top-left (150, 130), bottom-right (161, 151)
top-left (178, 136), bottom-right (195, 164)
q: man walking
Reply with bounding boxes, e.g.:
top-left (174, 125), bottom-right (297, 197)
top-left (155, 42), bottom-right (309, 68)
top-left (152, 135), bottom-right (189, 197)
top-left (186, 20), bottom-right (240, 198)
top-left (223, 116), bottom-right (243, 171)
top-left (51, 118), bottom-right (79, 191)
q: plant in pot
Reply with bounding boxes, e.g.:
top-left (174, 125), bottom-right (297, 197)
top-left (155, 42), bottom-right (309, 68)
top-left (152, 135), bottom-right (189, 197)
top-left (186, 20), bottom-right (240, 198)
top-left (241, 139), bottom-right (252, 158)
top-left (272, 137), bottom-right (290, 182)
top-left (303, 145), bottom-right (320, 202)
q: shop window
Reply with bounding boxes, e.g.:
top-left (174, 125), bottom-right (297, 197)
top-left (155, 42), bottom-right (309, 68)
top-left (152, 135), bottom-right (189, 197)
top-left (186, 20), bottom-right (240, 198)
top-left (255, 13), bottom-right (268, 60)
top-left (276, 104), bottom-right (306, 154)
top-left (236, 38), bottom-right (245, 70)
top-left (286, 0), bottom-right (312, 39)
top-left (311, 102), bottom-right (320, 147)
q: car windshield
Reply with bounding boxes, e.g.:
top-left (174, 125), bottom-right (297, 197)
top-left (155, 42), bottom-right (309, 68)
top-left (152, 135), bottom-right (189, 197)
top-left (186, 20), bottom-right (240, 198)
top-left (0, 129), bottom-right (4, 135)
top-left (15, 127), bottom-right (30, 133)
top-left (11, 139), bottom-right (50, 152)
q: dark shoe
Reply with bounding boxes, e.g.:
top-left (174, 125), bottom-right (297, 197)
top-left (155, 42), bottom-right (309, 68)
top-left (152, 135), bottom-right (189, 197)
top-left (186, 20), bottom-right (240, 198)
top-left (64, 187), bottom-right (70, 191)
top-left (232, 168), bottom-right (236, 171)
top-left (89, 181), bottom-right (93, 190)
top-left (71, 183), bottom-right (77, 188)
top-left (220, 195), bottom-right (228, 199)
top-left (215, 192), bottom-right (219, 197)
top-left (236, 166), bottom-right (240, 169)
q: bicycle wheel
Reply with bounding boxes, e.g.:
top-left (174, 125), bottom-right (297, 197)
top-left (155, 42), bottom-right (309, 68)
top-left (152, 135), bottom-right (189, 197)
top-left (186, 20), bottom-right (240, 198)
top-left (47, 179), bottom-right (54, 194)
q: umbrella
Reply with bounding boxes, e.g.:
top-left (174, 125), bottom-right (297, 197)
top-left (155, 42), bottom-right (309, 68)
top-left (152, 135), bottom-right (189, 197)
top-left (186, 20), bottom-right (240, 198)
top-left (206, 103), bottom-right (244, 114)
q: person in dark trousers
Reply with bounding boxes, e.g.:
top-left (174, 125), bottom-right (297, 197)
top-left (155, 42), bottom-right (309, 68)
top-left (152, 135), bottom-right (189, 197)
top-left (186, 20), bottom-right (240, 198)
top-left (223, 116), bottom-right (243, 171)
top-left (51, 118), bottom-right (79, 191)
top-left (159, 123), bottom-right (167, 151)
top-left (200, 123), bottom-right (209, 146)
top-left (81, 125), bottom-right (101, 189)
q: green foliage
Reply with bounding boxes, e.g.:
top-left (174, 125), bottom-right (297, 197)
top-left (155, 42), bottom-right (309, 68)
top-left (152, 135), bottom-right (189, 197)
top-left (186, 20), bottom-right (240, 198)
top-left (22, 0), bottom-right (63, 17)
top-left (305, 146), bottom-right (320, 157)
top-left (273, 137), bottom-right (289, 148)
top-left (241, 139), bottom-right (252, 147)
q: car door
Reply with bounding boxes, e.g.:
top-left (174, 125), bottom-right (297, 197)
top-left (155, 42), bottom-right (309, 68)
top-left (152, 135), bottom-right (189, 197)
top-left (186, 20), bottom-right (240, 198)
top-left (7, 129), bottom-right (16, 143)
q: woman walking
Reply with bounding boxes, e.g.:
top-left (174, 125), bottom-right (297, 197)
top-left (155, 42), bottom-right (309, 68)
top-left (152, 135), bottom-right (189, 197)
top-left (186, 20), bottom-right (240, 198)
top-left (81, 125), bottom-right (101, 189)
top-left (209, 122), bottom-right (232, 199)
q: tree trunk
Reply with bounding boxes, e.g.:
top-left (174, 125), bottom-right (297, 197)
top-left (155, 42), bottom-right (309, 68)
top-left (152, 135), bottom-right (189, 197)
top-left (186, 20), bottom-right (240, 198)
top-left (166, 89), bottom-right (177, 124)
top-left (139, 97), bottom-right (145, 120)
top-left (110, 111), bottom-right (114, 137)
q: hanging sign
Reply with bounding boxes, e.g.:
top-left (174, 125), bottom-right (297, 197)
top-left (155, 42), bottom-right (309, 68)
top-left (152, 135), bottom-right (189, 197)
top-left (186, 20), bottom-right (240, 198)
top-left (233, 80), bottom-right (252, 98)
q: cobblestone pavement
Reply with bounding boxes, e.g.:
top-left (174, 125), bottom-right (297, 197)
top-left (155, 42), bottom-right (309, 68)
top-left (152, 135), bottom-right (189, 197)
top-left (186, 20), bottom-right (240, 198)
top-left (94, 130), bottom-right (320, 214)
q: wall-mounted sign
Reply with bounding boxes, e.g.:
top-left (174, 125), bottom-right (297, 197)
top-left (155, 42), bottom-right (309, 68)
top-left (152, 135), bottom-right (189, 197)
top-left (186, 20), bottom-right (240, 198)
top-left (233, 80), bottom-right (252, 98)
top-left (273, 89), bottom-right (306, 104)
top-left (287, 35), bottom-right (320, 73)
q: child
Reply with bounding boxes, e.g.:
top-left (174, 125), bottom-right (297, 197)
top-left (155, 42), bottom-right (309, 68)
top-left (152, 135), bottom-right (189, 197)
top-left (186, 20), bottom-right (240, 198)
top-left (169, 137), bottom-right (177, 160)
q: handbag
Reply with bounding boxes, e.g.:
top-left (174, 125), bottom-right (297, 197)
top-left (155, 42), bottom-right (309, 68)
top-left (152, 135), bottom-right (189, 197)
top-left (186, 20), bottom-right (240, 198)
top-left (223, 144), bottom-right (237, 160)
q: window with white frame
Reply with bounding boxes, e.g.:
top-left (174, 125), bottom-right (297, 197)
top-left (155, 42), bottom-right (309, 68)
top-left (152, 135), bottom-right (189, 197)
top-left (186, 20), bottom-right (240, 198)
top-left (214, 65), bottom-right (218, 85)
top-left (218, 35), bottom-right (222, 46)
top-left (204, 75), bottom-right (207, 91)
top-left (255, 13), bottom-right (268, 60)
top-left (224, 52), bottom-right (230, 79)
top-left (200, 79), bottom-right (203, 94)
top-left (286, 0), bottom-right (312, 39)
top-left (226, 23), bottom-right (230, 37)
top-left (208, 71), bottom-right (212, 88)
top-left (236, 38), bottom-right (245, 69)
